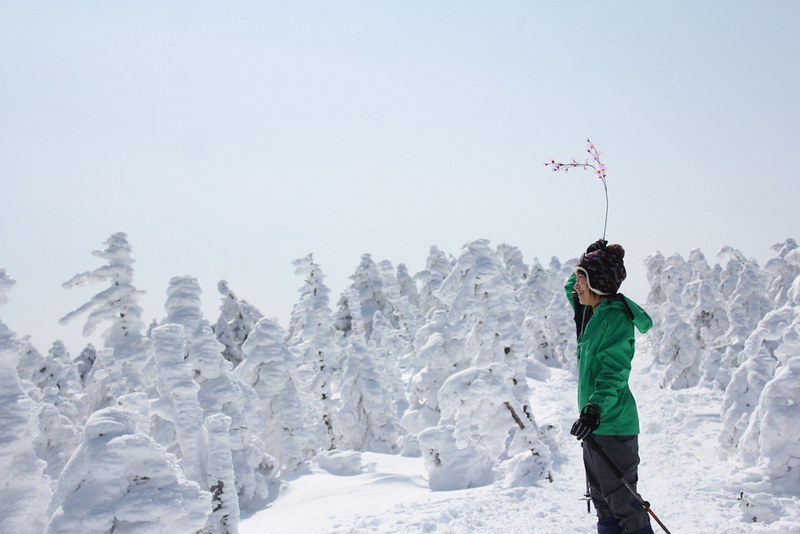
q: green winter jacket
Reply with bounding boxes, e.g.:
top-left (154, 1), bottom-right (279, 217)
top-left (565, 272), bottom-right (653, 436)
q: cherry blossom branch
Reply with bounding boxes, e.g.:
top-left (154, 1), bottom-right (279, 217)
top-left (545, 138), bottom-right (609, 240)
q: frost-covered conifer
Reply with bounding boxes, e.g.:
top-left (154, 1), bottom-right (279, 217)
top-left (79, 346), bottom-right (133, 414)
top-left (377, 259), bottom-right (423, 341)
top-left (204, 413), bottom-right (241, 534)
top-left (187, 319), bottom-right (279, 512)
top-left (162, 275), bottom-right (232, 381)
top-left (418, 363), bottom-right (551, 490)
top-left (644, 252), bottom-right (667, 307)
top-left (191, 321), bottom-right (277, 511)
top-left (718, 247), bottom-right (746, 299)
top-left (519, 256), bottom-right (574, 371)
top-left (720, 302), bottom-right (795, 451)
top-left (656, 309), bottom-right (702, 389)
top-left (214, 280), bottom-right (263, 367)
top-left (718, 310), bottom-right (792, 455)
top-left (334, 254), bottom-right (392, 340)
top-left (150, 324), bottom-right (206, 484)
top-left (415, 246), bottom-right (454, 315)
top-left (370, 311), bottom-right (409, 415)
top-left (236, 318), bottom-right (313, 473)
top-left (764, 238), bottom-right (799, 307)
top-left (541, 258), bottom-right (581, 371)
top-left (73, 343), bottom-right (97, 385)
top-left (738, 357), bottom-right (800, 497)
top-left (16, 339), bottom-right (86, 482)
top-left (60, 232), bottom-right (149, 371)
top-left (684, 279), bottom-right (728, 349)
top-left (286, 255), bottom-right (343, 450)
top-left (45, 408), bottom-right (210, 534)
top-left (0, 269), bottom-right (52, 534)
top-left (396, 263), bottom-right (420, 311)
top-left (44, 341), bottom-right (87, 417)
top-left (653, 262), bottom-right (715, 389)
top-left (16, 337), bottom-right (49, 388)
top-left (723, 256), bottom-right (771, 354)
top-left (686, 248), bottom-right (714, 279)
top-left (438, 240), bottom-right (523, 370)
top-left (334, 334), bottom-right (401, 454)
top-left (164, 275), bottom-right (204, 335)
top-left (401, 310), bottom-right (456, 451)
top-left (660, 253), bottom-right (691, 306)
top-left (497, 243), bottom-right (529, 289)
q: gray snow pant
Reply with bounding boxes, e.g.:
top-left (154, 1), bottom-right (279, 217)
top-left (583, 435), bottom-right (651, 533)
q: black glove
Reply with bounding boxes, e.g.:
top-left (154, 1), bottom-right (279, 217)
top-left (586, 239), bottom-right (608, 254)
top-left (570, 403), bottom-right (601, 440)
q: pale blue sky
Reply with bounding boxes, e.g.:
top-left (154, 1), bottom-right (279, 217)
top-left (2, 1), bottom-right (798, 354)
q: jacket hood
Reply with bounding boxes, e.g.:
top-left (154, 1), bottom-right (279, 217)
top-left (603, 294), bottom-right (653, 334)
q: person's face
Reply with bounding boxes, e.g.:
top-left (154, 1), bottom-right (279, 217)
top-left (575, 272), bottom-right (602, 307)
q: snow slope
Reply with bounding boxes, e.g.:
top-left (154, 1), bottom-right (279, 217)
top-left (241, 357), bottom-right (800, 534)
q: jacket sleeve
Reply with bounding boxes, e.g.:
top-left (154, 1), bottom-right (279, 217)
top-left (587, 312), bottom-right (635, 414)
top-left (564, 272), bottom-right (577, 311)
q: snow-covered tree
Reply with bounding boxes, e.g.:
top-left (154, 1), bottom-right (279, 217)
top-left (0, 269), bottom-right (52, 534)
top-left (418, 363), bottom-right (551, 490)
top-left (437, 240), bottom-right (524, 371)
top-left (334, 334), bottom-right (401, 454)
top-left (43, 341), bottom-right (87, 416)
top-left (497, 243), bottom-right (529, 290)
top-left (718, 307), bottom-right (792, 455)
top-left (396, 262), bottom-right (421, 311)
top-left (236, 318), bottom-right (313, 473)
top-left (45, 407), bottom-right (210, 534)
top-left (60, 232), bottom-right (149, 370)
top-left (193, 321), bottom-right (278, 512)
top-left (415, 246), bottom-right (454, 316)
top-left (378, 259), bottom-right (423, 338)
top-left (214, 280), bottom-right (263, 367)
top-left (150, 324), bottom-right (205, 484)
top-left (73, 343), bottom-right (97, 385)
top-left (334, 254), bottom-right (393, 340)
top-left (285, 254), bottom-right (343, 450)
top-left (15, 338), bottom-right (87, 482)
top-left (521, 256), bottom-right (575, 371)
top-left (722, 254), bottom-right (771, 356)
top-left (644, 252), bottom-right (667, 307)
top-left (403, 310), bottom-right (457, 433)
top-left (59, 232), bottom-right (150, 416)
top-left (737, 356), bottom-right (800, 497)
top-left (656, 310), bottom-right (702, 389)
top-left (764, 239), bottom-right (799, 307)
top-left (160, 275), bottom-right (232, 388)
top-left (370, 310), bottom-right (410, 416)
top-left (80, 347), bottom-right (133, 415)
top-left (164, 275), bottom-right (204, 335)
top-left (12, 316), bottom-right (85, 486)
top-left (203, 413), bottom-right (241, 534)
top-left (16, 336), bottom-right (51, 389)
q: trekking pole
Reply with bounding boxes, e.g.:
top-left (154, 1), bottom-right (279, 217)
top-left (584, 473), bottom-right (592, 514)
top-left (584, 436), bottom-right (673, 534)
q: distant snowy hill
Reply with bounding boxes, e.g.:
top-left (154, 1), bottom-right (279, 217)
top-left (1, 235), bottom-right (798, 533)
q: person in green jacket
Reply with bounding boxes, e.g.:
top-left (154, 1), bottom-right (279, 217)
top-left (565, 239), bottom-right (654, 534)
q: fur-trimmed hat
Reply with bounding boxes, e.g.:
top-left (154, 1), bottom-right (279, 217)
top-left (577, 243), bottom-right (627, 295)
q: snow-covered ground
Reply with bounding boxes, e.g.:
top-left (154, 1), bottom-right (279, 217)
top-left (240, 358), bottom-right (800, 534)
